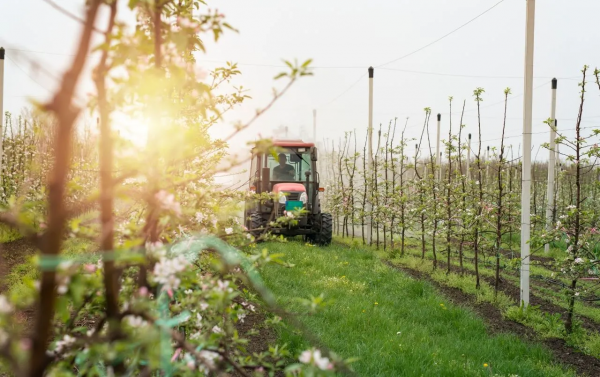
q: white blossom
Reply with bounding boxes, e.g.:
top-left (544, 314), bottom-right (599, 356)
top-left (126, 316), bottom-right (146, 328)
top-left (57, 276), bottom-right (71, 295)
top-left (299, 349), bottom-right (331, 370)
top-left (224, 227), bottom-right (233, 235)
top-left (186, 359), bottom-right (196, 369)
top-left (195, 212), bottom-right (206, 223)
top-left (54, 335), bottom-right (76, 354)
top-left (190, 331), bottom-right (201, 340)
top-left (217, 280), bottom-right (233, 293)
top-left (146, 241), bottom-right (166, 259)
top-left (237, 312), bottom-right (246, 323)
top-left (155, 190), bottom-right (181, 216)
top-left (211, 325), bottom-right (223, 334)
top-left (198, 350), bottom-right (220, 372)
top-left (153, 255), bottom-right (189, 291)
top-left (0, 295), bottom-right (13, 314)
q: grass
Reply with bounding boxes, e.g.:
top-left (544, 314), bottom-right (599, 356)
top-left (338, 236), bottom-right (600, 360)
top-left (368, 233), bottom-right (600, 326)
top-left (0, 224), bottom-right (21, 243)
top-left (5, 237), bottom-right (96, 299)
top-left (260, 239), bottom-right (575, 376)
top-left (388, 251), bottom-right (514, 310)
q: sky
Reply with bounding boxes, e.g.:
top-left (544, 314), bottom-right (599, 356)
top-left (2, 0), bottom-right (600, 168)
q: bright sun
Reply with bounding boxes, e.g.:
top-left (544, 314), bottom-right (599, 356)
top-left (112, 112), bottom-right (149, 146)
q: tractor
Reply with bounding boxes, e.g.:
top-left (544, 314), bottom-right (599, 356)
top-left (245, 140), bottom-right (332, 245)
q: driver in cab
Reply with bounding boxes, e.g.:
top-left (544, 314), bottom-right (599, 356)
top-left (273, 153), bottom-right (295, 180)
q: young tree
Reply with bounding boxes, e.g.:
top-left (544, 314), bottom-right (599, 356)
top-left (414, 109), bottom-right (431, 260)
top-left (539, 66), bottom-right (600, 333)
top-left (493, 88), bottom-right (511, 293)
top-left (472, 87), bottom-right (485, 289)
top-left (0, 1), bottom-right (332, 375)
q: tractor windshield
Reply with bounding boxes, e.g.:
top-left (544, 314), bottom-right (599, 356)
top-left (268, 150), bottom-right (311, 181)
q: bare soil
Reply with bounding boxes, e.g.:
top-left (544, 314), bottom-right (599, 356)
top-left (383, 259), bottom-right (600, 376)
top-left (0, 238), bottom-right (36, 292)
top-left (0, 238), bottom-right (38, 333)
top-left (434, 257), bottom-right (600, 334)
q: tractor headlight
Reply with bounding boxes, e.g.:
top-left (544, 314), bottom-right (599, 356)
top-left (278, 194), bottom-right (287, 204)
top-left (299, 192), bottom-right (307, 204)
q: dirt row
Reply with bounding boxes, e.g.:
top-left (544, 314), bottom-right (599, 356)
top-left (430, 257), bottom-right (600, 335)
top-left (0, 238), bottom-right (36, 293)
top-left (381, 259), bottom-right (600, 376)
top-left (399, 239), bottom-right (600, 311)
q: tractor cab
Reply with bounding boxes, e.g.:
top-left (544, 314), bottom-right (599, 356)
top-left (245, 140), bottom-right (332, 245)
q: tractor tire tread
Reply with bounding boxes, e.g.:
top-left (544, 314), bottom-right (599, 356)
top-left (315, 213), bottom-right (333, 246)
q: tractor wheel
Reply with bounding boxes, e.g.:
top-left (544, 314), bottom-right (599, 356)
top-left (249, 213), bottom-right (265, 239)
top-left (314, 213), bottom-right (333, 246)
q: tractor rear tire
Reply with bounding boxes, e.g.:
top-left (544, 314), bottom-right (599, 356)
top-left (314, 213), bottom-right (333, 246)
top-left (249, 213), bottom-right (265, 239)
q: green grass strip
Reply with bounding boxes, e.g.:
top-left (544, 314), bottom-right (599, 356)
top-left (261, 240), bottom-right (574, 376)
top-left (337, 237), bottom-right (600, 361)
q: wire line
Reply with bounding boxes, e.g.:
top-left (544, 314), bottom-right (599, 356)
top-left (6, 56), bottom-right (53, 93)
top-left (318, 73), bottom-right (367, 109)
top-left (376, 0), bottom-right (506, 68)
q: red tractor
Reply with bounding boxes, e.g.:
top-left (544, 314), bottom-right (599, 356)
top-left (245, 140), bottom-right (332, 245)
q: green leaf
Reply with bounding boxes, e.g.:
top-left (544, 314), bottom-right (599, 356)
top-left (56, 295), bottom-right (70, 323)
top-left (156, 310), bottom-right (191, 328)
top-left (75, 349), bottom-right (89, 366)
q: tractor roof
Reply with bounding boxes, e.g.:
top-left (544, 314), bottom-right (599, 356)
top-left (272, 139), bottom-right (315, 148)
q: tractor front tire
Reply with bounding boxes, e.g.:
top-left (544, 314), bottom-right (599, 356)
top-left (314, 213), bottom-right (333, 246)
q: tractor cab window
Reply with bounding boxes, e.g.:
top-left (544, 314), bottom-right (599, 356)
top-left (268, 150), bottom-right (311, 181)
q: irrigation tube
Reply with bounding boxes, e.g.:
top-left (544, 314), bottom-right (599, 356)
top-left (436, 113), bottom-right (441, 181)
top-left (0, 47), bottom-right (5, 187)
top-left (545, 78), bottom-right (558, 254)
top-left (367, 66), bottom-right (374, 245)
top-left (467, 134), bottom-right (472, 180)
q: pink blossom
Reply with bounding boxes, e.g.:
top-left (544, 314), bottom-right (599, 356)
top-left (83, 264), bottom-right (97, 273)
top-left (194, 65), bottom-right (208, 80)
top-left (171, 348), bottom-right (182, 362)
top-left (155, 190), bottom-right (181, 216)
top-left (20, 339), bottom-right (31, 351)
